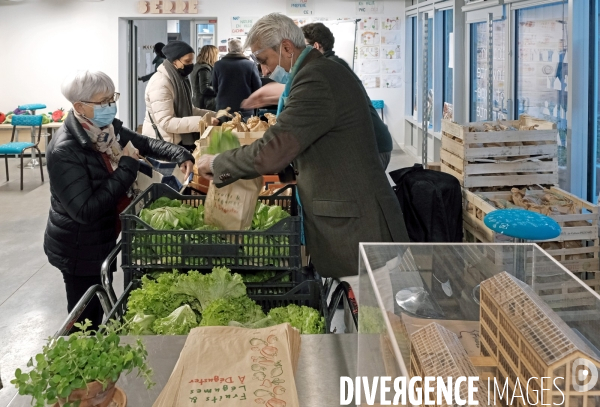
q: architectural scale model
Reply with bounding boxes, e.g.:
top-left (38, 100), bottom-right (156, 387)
top-left (480, 272), bottom-right (600, 407)
top-left (410, 322), bottom-right (489, 406)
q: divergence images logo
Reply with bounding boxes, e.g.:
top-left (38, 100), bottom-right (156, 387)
top-left (572, 358), bottom-right (599, 393)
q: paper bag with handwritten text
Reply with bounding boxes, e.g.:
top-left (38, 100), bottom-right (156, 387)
top-left (153, 324), bottom-right (301, 407)
top-left (204, 178), bottom-right (263, 230)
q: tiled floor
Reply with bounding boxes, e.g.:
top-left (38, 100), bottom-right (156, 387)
top-left (0, 144), bottom-right (419, 405)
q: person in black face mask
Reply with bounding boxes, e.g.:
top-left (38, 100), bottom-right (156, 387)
top-left (142, 40), bottom-right (221, 148)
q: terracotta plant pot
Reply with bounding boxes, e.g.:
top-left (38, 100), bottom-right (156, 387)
top-left (56, 378), bottom-right (118, 407)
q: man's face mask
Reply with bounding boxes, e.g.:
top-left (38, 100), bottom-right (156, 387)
top-left (270, 43), bottom-right (293, 84)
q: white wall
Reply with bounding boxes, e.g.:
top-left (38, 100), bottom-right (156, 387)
top-left (134, 19), bottom-right (168, 128)
top-left (0, 0), bottom-right (406, 145)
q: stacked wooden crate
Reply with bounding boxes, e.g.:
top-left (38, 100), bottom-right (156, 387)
top-left (441, 115), bottom-right (600, 286)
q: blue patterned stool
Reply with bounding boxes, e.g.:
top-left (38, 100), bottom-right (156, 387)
top-left (372, 100), bottom-right (384, 123)
top-left (484, 209), bottom-right (561, 279)
top-left (18, 103), bottom-right (46, 114)
top-left (0, 115), bottom-right (45, 190)
top-left (17, 104), bottom-right (48, 169)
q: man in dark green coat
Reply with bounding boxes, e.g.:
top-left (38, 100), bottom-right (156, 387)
top-left (196, 13), bottom-right (409, 279)
top-left (302, 22), bottom-right (394, 169)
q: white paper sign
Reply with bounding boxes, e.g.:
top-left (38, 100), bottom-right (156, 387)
top-left (230, 16), bottom-right (258, 35)
top-left (286, 0), bottom-right (314, 16)
top-left (145, 53), bottom-right (153, 74)
top-left (356, 0), bottom-right (383, 14)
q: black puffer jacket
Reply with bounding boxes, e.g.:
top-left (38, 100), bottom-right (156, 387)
top-left (44, 113), bottom-right (193, 276)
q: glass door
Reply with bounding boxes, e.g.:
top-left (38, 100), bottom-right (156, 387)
top-left (192, 20), bottom-right (217, 55)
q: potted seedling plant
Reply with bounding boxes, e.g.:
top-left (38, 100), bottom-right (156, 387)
top-left (11, 320), bottom-right (154, 407)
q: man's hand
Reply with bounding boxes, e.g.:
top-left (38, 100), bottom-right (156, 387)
top-left (179, 160), bottom-right (194, 179)
top-left (196, 154), bottom-right (216, 180)
top-left (241, 83), bottom-right (284, 109)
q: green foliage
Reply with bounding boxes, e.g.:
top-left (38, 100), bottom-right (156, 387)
top-left (252, 202), bottom-right (290, 230)
top-left (200, 296), bottom-right (265, 327)
top-left (241, 271), bottom-right (277, 283)
top-left (268, 304), bottom-right (325, 334)
top-left (206, 129), bottom-right (241, 155)
top-left (128, 314), bottom-right (156, 335)
top-left (11, 320), bottom-right (153, 407)
top-left (152, 305), bottom-right (198, 335)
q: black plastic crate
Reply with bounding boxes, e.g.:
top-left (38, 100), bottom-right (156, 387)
top-left (105, 269), bottom-right (328, 332)
top-left (121, 183), bottom-right (300, 271)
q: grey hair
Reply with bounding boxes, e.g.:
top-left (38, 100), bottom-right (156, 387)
top-left (244, 13), bottom-right (306, 51)
top-left (61, 70), bottom-right (115, 103)
top-left (228, 38), bottom-right (243, 53)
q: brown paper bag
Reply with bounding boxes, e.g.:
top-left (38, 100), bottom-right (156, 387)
top-left (204, 178), bottom-right (263, 230)
top-left (153, 324), bottom-right (301, 407)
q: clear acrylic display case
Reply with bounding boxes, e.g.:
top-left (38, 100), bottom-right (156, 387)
top-left (357, 243), bottom-right (600, 406)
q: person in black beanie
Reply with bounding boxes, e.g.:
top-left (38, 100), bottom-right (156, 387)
top-left (138, 42), bottom-right (166, 83)
top-left (142, 40), bottom-right (220, 147)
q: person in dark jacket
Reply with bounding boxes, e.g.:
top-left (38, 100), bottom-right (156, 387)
top-left (44, 70), bottom-right (194, 329)
top-left (191, 45), bottom-right (218, 110)
top-left (212, 38), bottom-right (261, 118)
top-left (302, 23), bottom-right (394, 169)
top-left (138, 42), bottom-right (166, 83)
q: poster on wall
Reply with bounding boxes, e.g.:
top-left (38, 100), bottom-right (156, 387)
top-left (360, 75), bottom-right (380, 89)
top-left (356, 1), bottom-right (383, 15)
top-left (382, 75), bottom-right (402, 88)
top-left (353, 15), bottom-right (402, 88)
top-left (231, 16), bottom-right (258, 35)
top-left (381, 17), bottom-right (400, 30)
top-left (358, 17), bottom-right (379, 30)
top-left (286, 0), bottom-right (314, 16)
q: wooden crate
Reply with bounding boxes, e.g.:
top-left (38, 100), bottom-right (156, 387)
top-left (441, 115), bottom-right (558, 189)
top-left (462, 186), bottom-right (600, 274)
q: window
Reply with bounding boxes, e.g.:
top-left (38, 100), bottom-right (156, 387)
top-left (425, 14), bottom-right (433, 129)
top-left (442, 9), bottom-right (454, 120)
top-left (591, 0), bottom-right (600, 201)
top-left (470, 19), bottom-right (506, 122)
top-left (516, 2), bottom-right (568, 187)
top-left (412, 17), bottom-right (418, 118)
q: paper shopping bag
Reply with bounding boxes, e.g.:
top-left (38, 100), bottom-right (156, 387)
top-left (153, 324), bottom-right (301, 407)
top-left (204, 177), bottom-right (263, 230)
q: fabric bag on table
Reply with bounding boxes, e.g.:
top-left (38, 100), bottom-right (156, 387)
top-left (204, 177), bottom-right (263, 230)
top-left (153, 324), bottom-right (301, 407)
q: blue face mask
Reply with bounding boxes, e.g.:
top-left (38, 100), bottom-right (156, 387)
top-left (88, 104), bottom-right (117, 128)
top-left (269, 43), bottom-right (293, 84)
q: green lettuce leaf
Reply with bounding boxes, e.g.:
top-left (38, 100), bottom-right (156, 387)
top-left (200, 296), bottom-right (265, 327)
top-left (152, 305), bottom-right (198, 335)
top-left (125, 273), bottom-right (192, 319)
top-left (268, 304), bottom-right (325, 334)
top-left (358, 305), bottom-right (386, 334)
top-left (206, 129), bottom-right (241, 155)
top-left (127, 313), bottom-right (157, 335)
top-left (171, 267), bottom-right (246, 311)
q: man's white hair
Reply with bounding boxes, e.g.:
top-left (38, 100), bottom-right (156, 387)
top-left (61, 70), bottom-right (115, 103)
top-left (244, 13), bottom-right (306, 51)
top-left (228, 38), bottom-right (243, 53)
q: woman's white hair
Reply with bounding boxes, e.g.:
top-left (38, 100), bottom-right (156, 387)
top-left (228, 38), bottom-right (243, 53)
top-left (245, 13), bottom-right (306, 51)
top-left (61, 70), bottom-right (115, 103)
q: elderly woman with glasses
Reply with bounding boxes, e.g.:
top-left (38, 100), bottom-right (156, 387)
top-left (44, 70), bottom-right (194, 329)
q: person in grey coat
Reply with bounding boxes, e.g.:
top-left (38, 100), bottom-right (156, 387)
top-left (197, 13), bottom-right (409, 279)
top-left (303, 23), bottom-right (394, 169)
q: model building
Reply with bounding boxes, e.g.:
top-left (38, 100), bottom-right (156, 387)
top-left (480, 272), bottom-right (600, 406)
top-left (410, 323), bottom-right (489, 406)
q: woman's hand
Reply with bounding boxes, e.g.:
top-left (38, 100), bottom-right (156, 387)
top-left (121, 145), bottom-right (140, 160)
top-left (196, 154), bottom-right (215, 181)
top-left (180, 160), bottom-right (194, 179)
top-left (211, 117), bottom-right (220, 126)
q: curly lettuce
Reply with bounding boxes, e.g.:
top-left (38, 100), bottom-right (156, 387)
top-left (200, 296), bottom-right (265, 327)
top-left (153, 305), bottom-right (198, 335)
top-left (268, 304), bottom-right (325, 334)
